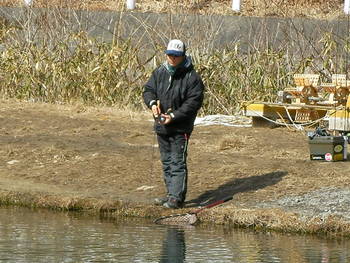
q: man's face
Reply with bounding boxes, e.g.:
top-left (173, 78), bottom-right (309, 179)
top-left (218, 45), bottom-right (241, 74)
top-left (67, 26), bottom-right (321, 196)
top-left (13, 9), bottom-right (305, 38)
top-left (166, 54), bottom-right (184, 67)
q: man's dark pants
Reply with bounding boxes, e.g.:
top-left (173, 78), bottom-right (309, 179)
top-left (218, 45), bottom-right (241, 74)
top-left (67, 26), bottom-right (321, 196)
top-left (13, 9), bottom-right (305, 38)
top-left (157, 133), bottom-right (189, 204)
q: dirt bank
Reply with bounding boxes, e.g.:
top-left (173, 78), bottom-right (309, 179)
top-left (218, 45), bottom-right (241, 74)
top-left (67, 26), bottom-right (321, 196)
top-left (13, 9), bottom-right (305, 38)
top-left (1, 99), bottom-right (350, 236)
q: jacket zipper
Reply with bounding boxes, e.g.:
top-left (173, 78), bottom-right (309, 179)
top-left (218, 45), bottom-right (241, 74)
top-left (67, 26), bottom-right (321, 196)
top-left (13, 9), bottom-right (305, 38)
top-left (166, 75), bottom-right (173, 93)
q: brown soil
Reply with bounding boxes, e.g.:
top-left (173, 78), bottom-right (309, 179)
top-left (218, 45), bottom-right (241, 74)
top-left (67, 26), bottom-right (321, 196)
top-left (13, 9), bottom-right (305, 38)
top-left (1, 99), bottom-right (350, 235)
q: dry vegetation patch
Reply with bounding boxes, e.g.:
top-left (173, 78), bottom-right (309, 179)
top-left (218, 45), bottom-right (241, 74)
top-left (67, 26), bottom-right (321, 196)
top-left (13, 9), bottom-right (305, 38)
top-left (0, 0), bottom-right (345, 19)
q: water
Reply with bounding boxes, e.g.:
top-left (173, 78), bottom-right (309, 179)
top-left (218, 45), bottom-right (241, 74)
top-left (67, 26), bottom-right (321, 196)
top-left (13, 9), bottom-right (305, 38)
top-left (0, 207), bottom-right (349, 263)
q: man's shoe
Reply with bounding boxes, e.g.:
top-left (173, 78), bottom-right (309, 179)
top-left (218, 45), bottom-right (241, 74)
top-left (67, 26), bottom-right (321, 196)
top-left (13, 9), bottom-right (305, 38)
top-left (154, 196), bottom-right (168, 206)
top-left (163, 198), bottom-right (182, 209)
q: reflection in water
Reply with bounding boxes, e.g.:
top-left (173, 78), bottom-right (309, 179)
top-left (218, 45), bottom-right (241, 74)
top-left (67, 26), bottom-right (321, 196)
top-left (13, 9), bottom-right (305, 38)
top-left (0, 207), bottom-right (350, 262)
top-left (156, 225), bottom-right (350, 263)
top-left (159, 227), bottom-right (186, 263)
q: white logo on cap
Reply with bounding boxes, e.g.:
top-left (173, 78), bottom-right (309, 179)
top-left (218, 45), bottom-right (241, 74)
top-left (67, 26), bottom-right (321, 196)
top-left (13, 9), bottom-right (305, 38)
top-left (167, 40), bottom-right (184, 52)
top-left (170, 43), bottom-right (182, 50)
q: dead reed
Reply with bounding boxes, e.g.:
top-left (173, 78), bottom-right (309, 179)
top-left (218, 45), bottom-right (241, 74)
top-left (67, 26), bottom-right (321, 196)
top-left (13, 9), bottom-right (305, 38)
top-left (0, 30), bottom-right (149, 108)
top-left (0, 6), bottom-right (348, 115)
top-left (0, 0), bottom-right (344, 19)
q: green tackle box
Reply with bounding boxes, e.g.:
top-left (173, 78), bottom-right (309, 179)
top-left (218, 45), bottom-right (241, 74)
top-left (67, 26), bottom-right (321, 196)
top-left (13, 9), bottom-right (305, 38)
top-left (309, 136), bottom-right (347, 161)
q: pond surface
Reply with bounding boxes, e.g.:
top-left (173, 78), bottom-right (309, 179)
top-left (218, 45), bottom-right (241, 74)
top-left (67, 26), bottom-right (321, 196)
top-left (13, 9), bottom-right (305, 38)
top-left (0, 206), bottom-right (349, 262)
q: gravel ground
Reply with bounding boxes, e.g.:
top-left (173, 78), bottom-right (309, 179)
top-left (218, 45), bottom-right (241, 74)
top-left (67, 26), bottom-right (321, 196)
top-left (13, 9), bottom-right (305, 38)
top-left (257, 187), bottom-right (350, 222)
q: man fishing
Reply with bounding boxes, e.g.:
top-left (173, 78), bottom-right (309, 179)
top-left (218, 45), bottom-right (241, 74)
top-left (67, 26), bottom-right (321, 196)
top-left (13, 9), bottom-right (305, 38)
top-left (143, 39), bottom-right (205, 209)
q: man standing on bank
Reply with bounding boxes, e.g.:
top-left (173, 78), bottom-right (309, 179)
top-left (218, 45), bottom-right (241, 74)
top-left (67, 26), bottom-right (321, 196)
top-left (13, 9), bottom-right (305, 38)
top-left (143, 39), bottom-right (205, 209)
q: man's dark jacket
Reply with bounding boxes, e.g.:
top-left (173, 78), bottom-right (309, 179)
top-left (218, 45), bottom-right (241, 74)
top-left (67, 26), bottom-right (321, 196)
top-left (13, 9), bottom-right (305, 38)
top-left (143, 57), bottom-right (204, 135)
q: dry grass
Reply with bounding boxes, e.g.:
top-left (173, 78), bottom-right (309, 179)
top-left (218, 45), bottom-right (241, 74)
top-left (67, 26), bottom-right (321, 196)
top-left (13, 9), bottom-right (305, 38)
top-left (0, 190), bottom-right (126, 212)
top-left (0, 31), bottom-right (149, 108)
top-left (218, 136), bottom-right (247, 151)
top-left (0, 1), bottom-right (347, 114)
top-left (0, 19), bottom-right (295, 114)
top-left (0, 0), bottom-right (345, 19)
top-left (200, 206), bottom-right (350, 237)
top-left (2, 189), bottom-right (350, 236)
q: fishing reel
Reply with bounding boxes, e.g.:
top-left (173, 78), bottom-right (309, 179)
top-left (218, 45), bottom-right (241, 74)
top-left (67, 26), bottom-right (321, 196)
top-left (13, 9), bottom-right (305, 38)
top-left (155, 115), bottom-right (166, 124)
top-left (154, 109), bottom-right (173, 124)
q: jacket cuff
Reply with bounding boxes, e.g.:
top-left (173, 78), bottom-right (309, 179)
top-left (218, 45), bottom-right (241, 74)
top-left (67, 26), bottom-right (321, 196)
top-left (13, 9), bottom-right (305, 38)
top-left (149, 100), bottom-right (157, 108)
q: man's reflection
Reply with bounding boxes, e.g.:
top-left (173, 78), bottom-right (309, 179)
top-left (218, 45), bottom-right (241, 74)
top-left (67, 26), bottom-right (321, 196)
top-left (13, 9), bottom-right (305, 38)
top-left (159, 226), bottom-right (186, 263)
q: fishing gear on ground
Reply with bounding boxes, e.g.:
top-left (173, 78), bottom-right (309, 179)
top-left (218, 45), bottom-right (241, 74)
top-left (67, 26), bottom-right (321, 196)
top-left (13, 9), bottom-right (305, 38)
top-left (154, 196), bottom-right (233, 226)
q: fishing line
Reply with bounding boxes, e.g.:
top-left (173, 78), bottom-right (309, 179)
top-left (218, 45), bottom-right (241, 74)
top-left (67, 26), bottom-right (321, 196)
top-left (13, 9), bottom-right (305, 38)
top-left (345, 9), bottom-right (350, 132)
top-left (149, 131), bottom-right (158, 178)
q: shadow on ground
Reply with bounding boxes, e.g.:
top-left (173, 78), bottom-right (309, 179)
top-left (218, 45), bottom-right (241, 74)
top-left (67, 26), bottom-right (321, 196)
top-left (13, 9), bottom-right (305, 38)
top-left (186, 171), bottom-right (288, 207)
